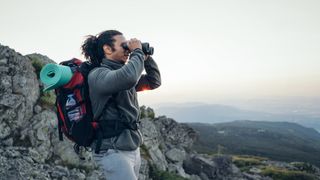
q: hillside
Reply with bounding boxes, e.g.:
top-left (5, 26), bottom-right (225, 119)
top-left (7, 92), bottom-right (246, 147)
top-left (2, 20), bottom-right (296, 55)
top-left (188, 120), bottom-right (320, 166)
top-left (155, 104), bottom-right (320, 132)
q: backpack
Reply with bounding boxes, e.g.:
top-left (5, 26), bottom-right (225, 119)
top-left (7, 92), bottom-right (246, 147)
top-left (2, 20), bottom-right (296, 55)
top-left (54, 58), bottom-right (103, 157)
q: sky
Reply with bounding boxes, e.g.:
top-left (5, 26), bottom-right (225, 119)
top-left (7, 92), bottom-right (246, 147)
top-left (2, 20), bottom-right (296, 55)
top-left (1, 0), bottom-right (320, 106)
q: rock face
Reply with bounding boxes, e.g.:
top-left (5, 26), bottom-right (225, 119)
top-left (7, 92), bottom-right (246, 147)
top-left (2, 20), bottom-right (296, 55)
top-left (0, 44), bottom-right (102, 179)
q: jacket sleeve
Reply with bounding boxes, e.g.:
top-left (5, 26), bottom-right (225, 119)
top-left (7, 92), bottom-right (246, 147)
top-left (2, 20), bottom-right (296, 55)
top-left (135, 56), bottom-right (161, 92)
top-left (88, 49), bottom-right (145, 95)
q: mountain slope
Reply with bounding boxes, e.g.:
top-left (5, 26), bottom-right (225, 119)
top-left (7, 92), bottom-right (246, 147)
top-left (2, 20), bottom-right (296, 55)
top-left (155, 104), bottom-right (320, 131)
top-left (188, 120), bottom-right (320, 166)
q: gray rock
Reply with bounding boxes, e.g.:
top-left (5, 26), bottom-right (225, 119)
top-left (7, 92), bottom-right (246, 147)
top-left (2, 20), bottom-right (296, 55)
top-left (168, 163), bottom-right (190, 179)
top-left (154, 116), bottom-right (197, 150)
top-left (183, 154), bottom-right (238, 180)
top-left (26, 53), bottom-right (56, 65)
top-left (0, 122), bottom-right (11, 139)
top-left (0, 58), bottom-right (8, 65)
top-left (148, 146), bottom-right (168, 171)
top-left (140, 118), bottom-right (161, 148)
top-left (5, 149), bottom-right (21, 158)
top-left (139, 158), bottom-right (150, 180)
top-left (52, 165), bottom-right (70, 177)
top-left (0, 93), bottom-right (24, 109)
top-left (0, 75), bottom-right (12, 93)
top-left (29, 147), bottom-right (44, 163)
top-left (86, 170), bottom-right (106, 180)
top-left (165, 148), bottom-right (187, 163)
top-left (243, 172), bottom-right (272, 180)
top-left (249, 167), bottom-right (262, 174)
top-left (190, 174), bottom-right (202, 180)
top-left (0, 66), bottom-right (9, 73)
top-left (34, 105), bottom-right (42, 114)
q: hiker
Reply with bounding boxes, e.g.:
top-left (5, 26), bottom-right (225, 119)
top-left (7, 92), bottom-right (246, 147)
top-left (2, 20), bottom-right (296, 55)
top-left (81, 30), bottom-right (161, 180)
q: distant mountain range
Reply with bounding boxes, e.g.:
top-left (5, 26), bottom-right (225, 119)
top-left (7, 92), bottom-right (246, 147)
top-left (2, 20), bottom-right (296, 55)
top-left (154, 103), bottom-right (320, 132)
top-left (187, 120), bottom-right (320, 166)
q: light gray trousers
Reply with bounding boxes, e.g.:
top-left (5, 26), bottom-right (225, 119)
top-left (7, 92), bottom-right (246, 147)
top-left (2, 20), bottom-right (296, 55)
top-left (93, 147), bottom-right (141, 180)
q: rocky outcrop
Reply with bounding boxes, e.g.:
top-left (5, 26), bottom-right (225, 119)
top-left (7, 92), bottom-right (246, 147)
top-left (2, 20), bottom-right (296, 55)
top-left (183, 154), bottom-right (244, 180)
top-left (139, 115), bottom-right (199, 179)
top-left (0, 44), bottom-right (102, 179)
top-left (0, 45), bottom-right (40, 147)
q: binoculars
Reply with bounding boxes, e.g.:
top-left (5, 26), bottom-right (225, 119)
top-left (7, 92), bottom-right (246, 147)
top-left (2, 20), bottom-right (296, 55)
top-left (121, 42), bottom-right (154, 55)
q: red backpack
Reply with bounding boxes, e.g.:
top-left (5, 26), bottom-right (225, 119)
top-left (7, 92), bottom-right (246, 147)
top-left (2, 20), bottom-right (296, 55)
top-left (54, 58), bottom-right (103, 157)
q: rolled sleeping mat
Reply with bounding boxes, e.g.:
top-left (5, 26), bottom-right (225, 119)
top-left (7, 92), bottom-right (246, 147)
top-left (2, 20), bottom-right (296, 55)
top-left (40, 63), bottom-right (73, 92)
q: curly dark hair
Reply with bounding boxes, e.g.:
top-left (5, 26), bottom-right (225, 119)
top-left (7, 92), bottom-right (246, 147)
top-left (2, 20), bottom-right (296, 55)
top-left (81, 30), bottom-right (123, 65)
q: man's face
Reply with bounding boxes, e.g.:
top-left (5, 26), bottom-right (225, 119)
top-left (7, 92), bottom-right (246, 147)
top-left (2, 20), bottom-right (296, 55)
top-left (109, 35), bottom-right (130, 63)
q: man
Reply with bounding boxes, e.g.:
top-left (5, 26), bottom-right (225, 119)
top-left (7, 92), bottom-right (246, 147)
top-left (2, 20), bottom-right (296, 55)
top-left (84, 30), bottom-right (161, 179)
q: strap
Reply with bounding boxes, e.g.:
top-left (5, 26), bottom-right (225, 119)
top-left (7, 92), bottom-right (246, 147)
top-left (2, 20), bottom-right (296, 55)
top-left (58, 123), bottom-right (63, 141)
top-left (95, 128), bottom-right (103, 154)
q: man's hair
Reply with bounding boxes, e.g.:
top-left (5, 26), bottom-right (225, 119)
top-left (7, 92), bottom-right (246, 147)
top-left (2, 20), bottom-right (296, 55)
top-left (81, 30), bottom-right (123, 65)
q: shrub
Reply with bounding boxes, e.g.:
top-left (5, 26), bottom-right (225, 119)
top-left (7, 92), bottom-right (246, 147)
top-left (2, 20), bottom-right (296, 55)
top-left (30, 57), bottom-right (45, 78)
top-left (233, 155), bottom-right (265, 167)
top-left (291, 162), bottom-right (317, 174)
top-left (261, 166), bottom-right (317, 180)
top-left (39, 90), bottom-right (56, 109)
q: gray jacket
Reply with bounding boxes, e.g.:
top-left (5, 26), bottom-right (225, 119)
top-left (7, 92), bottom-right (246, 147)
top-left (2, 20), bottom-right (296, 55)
top-left (88, 49), bottom-right (161, 151)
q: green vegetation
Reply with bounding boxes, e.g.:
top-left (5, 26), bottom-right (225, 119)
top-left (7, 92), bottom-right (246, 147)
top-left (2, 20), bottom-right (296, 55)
top-left (149, 165), bottom-right (188, 180)
top-left (30, 56), bottom-right (45, 78)
top-left (291, 162), bottom-right (318, 174)
top-left (39, 90), bottom-right (56, 109)
top-left (232, 155), bottom-right (266, 171)
top-left (30, 56), bottom-right (56, 109)
top-left (140, 106), bottom-right (155, 119)
top-left (188, 121), bottom-right (320, 166)
top-left (261, 166), bottom-right (317, 180)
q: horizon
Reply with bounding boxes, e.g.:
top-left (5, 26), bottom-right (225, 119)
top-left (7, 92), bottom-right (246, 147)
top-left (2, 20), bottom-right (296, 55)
top-left (1, 0), bottom-right (320, 107)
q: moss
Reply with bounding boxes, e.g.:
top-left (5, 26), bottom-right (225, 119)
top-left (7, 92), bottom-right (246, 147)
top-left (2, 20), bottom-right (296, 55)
top-left (291, 162), bottom-right (317, 174)
top-left (232, 155), bottom-right (266, 172)
top-left (30, 56), bottom-right (45, 78)
top-left (261, 166), bottom-right (317, 180)
top-left (39, 90), bottom-right (56, 109)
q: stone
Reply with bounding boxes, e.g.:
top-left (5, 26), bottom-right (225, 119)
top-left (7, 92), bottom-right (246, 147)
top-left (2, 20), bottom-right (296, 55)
top-left (165, 148), bottom-right (187, 163)
top-left (168, 163), bottom-right (190, 178)
top-left (0, 93), bottom-right (24, 109)
top-left (250, 167), bottom-right (262, 174)
top-left (5, 149), bottom-right (21, 158)
top-left (34, 105), bottom-right (42, 114)
top-left (0, 122), bottom-right (11, 139)
top-left (148, 146), bottom-right (168, 171)
top-left (29, 147), bottom-right (44, 163)
top-left (0, 66), bottom-right (9, 73)
top-left (183, 154), bottom-right (234, 179)
top-left (0, 75), bottom-right (12, 93)
top-left (2, 137), bottom-right (13, 146)
top-left (0, 58), bottom-right (8, 65)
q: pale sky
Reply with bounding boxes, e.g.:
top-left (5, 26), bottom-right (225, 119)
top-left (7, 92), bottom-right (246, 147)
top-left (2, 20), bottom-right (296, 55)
top-left (1, 0), bottom-right (320, 106)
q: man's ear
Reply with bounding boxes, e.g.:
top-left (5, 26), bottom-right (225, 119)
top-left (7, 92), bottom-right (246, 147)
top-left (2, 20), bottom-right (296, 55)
top-left (103, 45), bottom-right (113, 55)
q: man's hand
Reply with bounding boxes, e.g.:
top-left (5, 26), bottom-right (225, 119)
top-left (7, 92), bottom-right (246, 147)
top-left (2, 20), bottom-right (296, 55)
top-left (127, 38), bottom-right (142, 52)
top-left (144, 55), bottom-right (150, 60)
